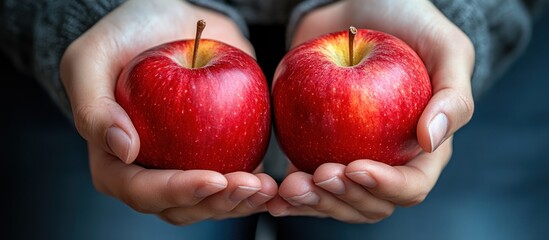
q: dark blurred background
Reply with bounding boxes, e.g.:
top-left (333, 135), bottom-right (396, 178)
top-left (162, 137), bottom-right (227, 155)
top-left (1, 13), bottom-right (548, 240)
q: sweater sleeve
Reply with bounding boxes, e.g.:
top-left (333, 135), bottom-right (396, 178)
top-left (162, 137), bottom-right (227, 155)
top-left (431, 0), bottom-right (548, 98)
top-left (0, 0), bottom-right (125, 118)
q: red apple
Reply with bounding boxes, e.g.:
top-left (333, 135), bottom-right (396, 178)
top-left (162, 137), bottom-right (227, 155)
top-left (115, 21), bottom-right (270, 173)
top-left (272, 27), bottom-right (432, 174)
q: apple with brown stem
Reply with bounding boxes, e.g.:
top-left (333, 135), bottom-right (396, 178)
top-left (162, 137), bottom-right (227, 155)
top-left (116, 20), bottom-right (271, 173)
top-left (272, 26), bottom-right (432, 174)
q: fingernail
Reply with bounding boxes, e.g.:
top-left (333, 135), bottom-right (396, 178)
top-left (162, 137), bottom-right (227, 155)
top-left (428, 113), bottom-right (448, 152)
top-left (315, 176), bottom-right (346, 195)
top-left (194, 182), bottom-right (227, 198)
top-left (346, 171), bottom-right (377, 188)
top-left (229, 186), bottom-right (261, 203)
top-left (246, 192), bottom-right (274, 208)
top-left (287, 192), bottom-right (320, 206)
top-left (106, 126), bottom-right (131, 163)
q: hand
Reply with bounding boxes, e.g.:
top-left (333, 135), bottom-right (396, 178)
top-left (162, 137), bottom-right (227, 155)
top-left (60, 0), bottom-right (275, 225)
top-left (267, 0), bottom-right (474, 223)
top-left (268, 139), bottom-right (452, 223)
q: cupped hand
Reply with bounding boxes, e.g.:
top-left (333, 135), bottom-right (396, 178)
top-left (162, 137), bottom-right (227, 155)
top-left (268, 0), bottom-right (474, 223)
top-left (60, 0), bottom-right (275, 225)
top-left (268, 139), bottom-right (452, 223)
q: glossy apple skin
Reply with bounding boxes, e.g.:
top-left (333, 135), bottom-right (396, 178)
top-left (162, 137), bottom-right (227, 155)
top-left (272, 29), bottom-right (432, 174)
top-left (116, 39), bottom-right (270, 173)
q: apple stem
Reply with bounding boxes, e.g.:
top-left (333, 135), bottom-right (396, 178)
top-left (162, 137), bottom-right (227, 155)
top-left (192, 19), bottom-right (206, 69)
top-left (348, 26), bottom-right (357, 66)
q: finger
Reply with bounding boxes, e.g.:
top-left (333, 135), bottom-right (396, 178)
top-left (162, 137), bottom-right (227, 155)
top-left (159, 172), bottom-right (262, 225)
top-left (279, 171), bottom-right (380, 223)
top-left (345, 139), bottom-right (452, 206)
top-left (221, 172), bottom-right (263, 206)
top-left (266, 195), bottom-right (294, 217)
top-left (313, 163), bottom-right (395, 221)
top-left (245, 173), bottom-right (278, 209)
top-left (88, 144), bottom-right (228, 213)
top-left (217, 173), bottom-right (279, 218)
top-left (271, 171), bottom-right (336, 219)
top-left (417, 87), bottom-right (473, 153)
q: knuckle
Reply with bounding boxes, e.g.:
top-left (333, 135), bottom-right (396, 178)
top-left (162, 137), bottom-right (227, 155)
top-left (445, 88), bottom-right (475, 128)
top-left (457, 91), bottom-right (475, 122)
top-left (441, 88), bottom-right (475, 128)
top-left (73, 103), bottom-right (97, 138)
top-left (72, 96), bottom-right (115, 142)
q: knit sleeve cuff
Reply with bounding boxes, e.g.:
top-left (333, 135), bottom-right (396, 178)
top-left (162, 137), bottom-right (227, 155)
top-left (33, 0), bottom-right (125, 119)
top-left (286, 0), bottom-right (338, 49)
top-left (187, 0), bottom-right (250, 38)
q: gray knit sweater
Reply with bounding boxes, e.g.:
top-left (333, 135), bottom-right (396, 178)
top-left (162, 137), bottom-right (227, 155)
top-left (0, 0), bottom-right (547, 116)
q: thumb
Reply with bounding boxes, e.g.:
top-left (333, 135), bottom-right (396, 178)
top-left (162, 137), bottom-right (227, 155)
top-left (416, 33), bottom-right (475, 153)
top-left (60, 39), bottom-right (140, 164)
top-left (417, 87), bottom-right (474, 153)
top-left (73, 96), bottom-right (140, 164)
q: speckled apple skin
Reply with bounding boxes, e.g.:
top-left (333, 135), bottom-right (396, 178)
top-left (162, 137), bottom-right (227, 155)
top-left (272, 29), bottom-right (432, 174)
top-left (116, 39), bottom-right (271, 174)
